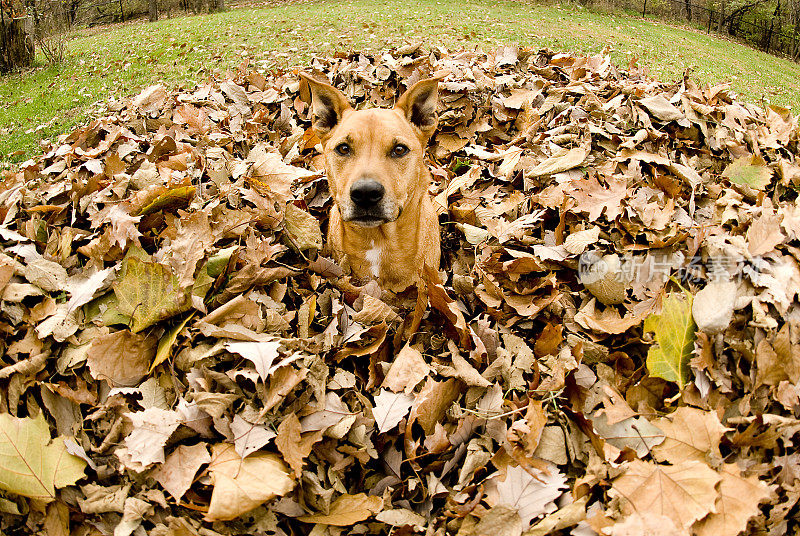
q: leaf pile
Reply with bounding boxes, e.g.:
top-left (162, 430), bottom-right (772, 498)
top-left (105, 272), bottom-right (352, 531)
top-left (1, 45), bottom-right (799, 535)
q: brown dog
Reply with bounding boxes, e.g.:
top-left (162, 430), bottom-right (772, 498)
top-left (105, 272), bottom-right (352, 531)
top-left (300, 73), bottom-right (441, 292)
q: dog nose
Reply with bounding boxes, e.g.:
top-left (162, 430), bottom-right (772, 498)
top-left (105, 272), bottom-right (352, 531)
top-left (350, 179), bottom-right (385, 208)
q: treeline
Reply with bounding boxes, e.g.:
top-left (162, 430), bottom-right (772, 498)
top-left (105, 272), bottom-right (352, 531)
top-left (26, 0), bottom-right (225, 30)
top-left (577, 0), bottom-right (800, 60)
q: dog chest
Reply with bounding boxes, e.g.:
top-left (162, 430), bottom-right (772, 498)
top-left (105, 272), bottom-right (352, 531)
top-left (365, 240), bottom-right (382, 278)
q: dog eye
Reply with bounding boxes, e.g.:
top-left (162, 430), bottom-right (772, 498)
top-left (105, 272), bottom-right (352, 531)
top-left (335, 143), bottom-right (351, 156)
top-left (391, 144), bottom-right (410, 158)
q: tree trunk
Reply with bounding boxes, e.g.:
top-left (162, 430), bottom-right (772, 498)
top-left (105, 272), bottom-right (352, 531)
top-left (761, 0), bottom-right (780, 52)
top-left (0, 13), bottom-right (35, 73)
top-left (149, 0), bottom-right (159, 21)
top-left (717, 0), bottom-right (726, 32)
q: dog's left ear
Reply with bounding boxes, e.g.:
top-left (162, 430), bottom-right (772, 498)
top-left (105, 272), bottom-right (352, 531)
top-left (395, 77), bottom-right (440, 140)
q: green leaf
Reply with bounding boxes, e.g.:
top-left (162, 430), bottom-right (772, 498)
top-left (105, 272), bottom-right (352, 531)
top-left (205, 245), bottom-right (238, 278)
top-left (152, 313), bottom-right (195, 372)
top-left (191, 245), bottom-right (238, 303)
top-left (0, 413), bottom-right (86, 502)
top-left (644, 291), bottom-right (696, 389)
top-left (113, 248), bottom-right (190, 333)
top-left (722, 155), bottom-right (772, 190)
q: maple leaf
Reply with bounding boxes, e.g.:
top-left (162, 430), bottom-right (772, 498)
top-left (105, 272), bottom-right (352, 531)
top-left (692, 464), bottom-right (773, 536)
top-left (205, 443), bottom-right (294, 521)
top-left (611, 459), bottom-right (720, 529)
top-left (0, 413), bottom-right (86, 502)
top-left (275, 413), bottom-right (323, 477)
top-left (653, 407), bottom-right (729, 465)
top-left (225, 340), bottom-right (282, 382)
top-left (86, 330), bottom-right (156, 387)
top-left (590, 412), bottom-right (665, 459)
top-left (372, 389), bottom-right (415, 433)
top-left (637, 95), bottom-right (684, 122)
top-left (231, 415), bottom-right (276, 459)
top-left (283, 204), bottom-right (323, 251)
top-left (569, 175), bottom-right (627, 221)
top-left (746, 207), bottom-right (785, 256)
top-left (297, 493), bottom-right (383, 525)
top-left (722, 155), bottom-right (772, 189)
top-left (491, 464), bottom-right (567, 527)
top-left (382, 343), bottom-right (431, 393)
top-left (528, 146), bottom-right (589, 177)
top-left (152, 443), bottom-right (211, 501)
top-left (106, 205), bottom-right (142, 249)
top-left (132, 84), bottom-right (167, 114)
top-left (113, 249), bottom-right (190, 333)
top-left (124, 408), bottom-right (182, 466)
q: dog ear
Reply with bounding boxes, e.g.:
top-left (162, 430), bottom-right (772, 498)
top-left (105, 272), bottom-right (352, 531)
top-left (395, 77), bottom-right (440, 139)
top-left (300, 73), bottom-right (351, 139)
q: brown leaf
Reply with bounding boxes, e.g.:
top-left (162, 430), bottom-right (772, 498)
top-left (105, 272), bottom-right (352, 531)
top-left (409, 377), bottom-right (461, 435)
top-left (653, 407), bottom-right (729, 464)
top-left (86, 330), bottom-right (156, 387)
top-left (692, 464), bottom-right (772, 536)
top-left (297, 493), bottom-right (383, 525)
top-left (152, 443), bottom-right (211, 501)
top-left (612, 459), bottom-right (721, 528)
top-left (205, 443), bottom-right (294, 521)
top-left (276, 413), bottom-right (323, 477)
top-left (382, 343), bottom-right (431, 393)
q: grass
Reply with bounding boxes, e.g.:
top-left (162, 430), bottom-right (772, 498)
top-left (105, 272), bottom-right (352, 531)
top-left (2, 0), bottom-right (799, 164)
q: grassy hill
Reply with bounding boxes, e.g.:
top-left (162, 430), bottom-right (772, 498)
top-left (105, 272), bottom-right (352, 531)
top-left (2, 0), bottom-right (799, 164)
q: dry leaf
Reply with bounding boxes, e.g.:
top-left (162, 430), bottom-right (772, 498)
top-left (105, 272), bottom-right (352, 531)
top-left (612, 459), bottom-right (721, 528)
top-left (205, 443), bottom-right (294, 521)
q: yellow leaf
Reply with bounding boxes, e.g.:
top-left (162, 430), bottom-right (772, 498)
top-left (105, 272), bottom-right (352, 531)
top-left (0, 413), bottom-right (86, 502)
top-left (722, 155), bottom-right (772, 190)
top-left (151, 313), bottom-right (194, 372)
top-left (136, 185), bottom-right (196, 216)
top-left (113, 248), bottom-right (190, 333)
top-left (283, 204), bottom-right (322, 251)
top-left (644, 290), bottom-right (696, 389)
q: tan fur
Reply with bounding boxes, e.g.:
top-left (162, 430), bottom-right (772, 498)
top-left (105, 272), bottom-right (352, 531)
top-left (300, 74), bottom-right (441, 292)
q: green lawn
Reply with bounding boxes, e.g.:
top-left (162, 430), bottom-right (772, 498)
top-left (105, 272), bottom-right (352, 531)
top-left (2, 0), bottom-right (799, 164)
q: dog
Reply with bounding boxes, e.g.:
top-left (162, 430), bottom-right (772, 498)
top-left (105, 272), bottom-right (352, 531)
top-left (300, 72), bottom-right (441, 293)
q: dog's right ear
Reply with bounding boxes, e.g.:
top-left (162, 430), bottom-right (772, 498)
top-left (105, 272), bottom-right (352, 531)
top-left (300, 73), bottom-right (351, 140)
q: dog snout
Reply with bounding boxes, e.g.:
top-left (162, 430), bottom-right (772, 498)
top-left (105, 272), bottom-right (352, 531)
top-left (350, 179), bottom-right (385, 209)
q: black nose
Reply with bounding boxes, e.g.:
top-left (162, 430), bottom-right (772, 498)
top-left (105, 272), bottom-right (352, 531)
top-left (350, 179), bottom-right (385, 208)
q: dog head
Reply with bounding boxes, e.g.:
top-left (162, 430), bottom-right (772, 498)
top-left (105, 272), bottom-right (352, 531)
top-left (300, 73), bottom-right (439, 227)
